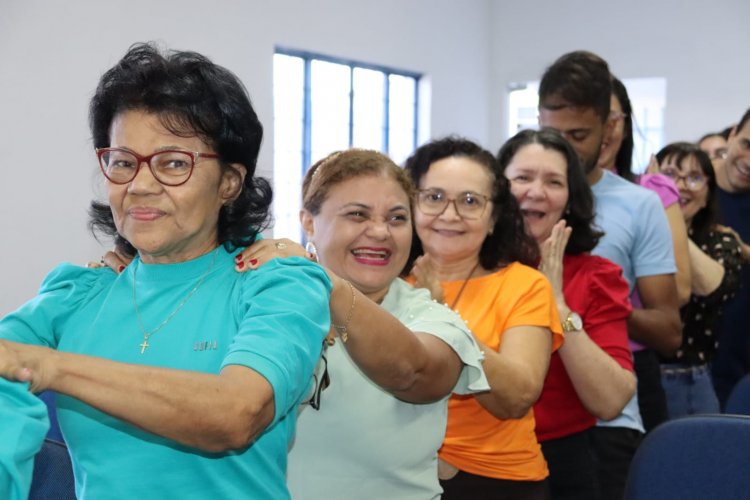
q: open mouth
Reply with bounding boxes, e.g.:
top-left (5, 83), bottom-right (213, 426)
top-left (521, 209), bottom-right (546, 220)
top-left (352, 248), bottom-right (392, 266)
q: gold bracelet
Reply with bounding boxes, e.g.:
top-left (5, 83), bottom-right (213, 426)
top-left (331, 279), bottom-right (356, 343)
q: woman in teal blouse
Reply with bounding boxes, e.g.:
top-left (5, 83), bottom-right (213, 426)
top-left (0, 43), bottom-right (330, 499)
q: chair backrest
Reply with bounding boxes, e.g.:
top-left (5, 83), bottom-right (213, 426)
top-left (725, 373), bottom-right (750, 415)
top-left (624, 414), bottom-right (750, 500)
top-left (28, 438), bottom-right (76, 500)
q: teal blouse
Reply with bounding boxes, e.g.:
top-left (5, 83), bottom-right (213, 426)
top-left (0, 247), bottom-right (331, 499)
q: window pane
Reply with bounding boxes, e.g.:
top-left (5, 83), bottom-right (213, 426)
top-left (311, 60), bottom-right (351, 162)
top-left (272, 54), bottom-right (305, 239)
top-left (388, 74), bottom-right (417, 164)
top-left (352, 67), bottom-right (385, 151)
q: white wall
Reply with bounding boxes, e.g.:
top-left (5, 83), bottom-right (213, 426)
top-left (0, 0), bottom-right (493, 314)
top-left (2, 0), bottom-right (749, 315)
top-left (488, 0), bottom-right (750, 153)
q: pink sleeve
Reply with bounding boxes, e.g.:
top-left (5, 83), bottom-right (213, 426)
top-left (638, 174), bottom-right (679, 208)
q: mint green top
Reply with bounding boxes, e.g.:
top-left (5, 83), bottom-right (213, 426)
top-left (0, 247), bottom-right (331, 499)
top-left (287, 278), bottom-right (489, 499)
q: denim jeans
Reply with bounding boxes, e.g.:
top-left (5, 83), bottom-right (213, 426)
top-left (661, 363), bottom-right (720, 419)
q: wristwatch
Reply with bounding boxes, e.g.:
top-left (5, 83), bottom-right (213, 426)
top-left (562, 311), bottom-right (583, 333)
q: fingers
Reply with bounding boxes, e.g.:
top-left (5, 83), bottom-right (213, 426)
top-left (234, 238), bottom-right (306, 272)
top-left (103, 251), bottom-right (131, 274)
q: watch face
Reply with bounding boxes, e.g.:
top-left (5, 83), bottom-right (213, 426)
top-left (570, 312), bottom-right (583, 330)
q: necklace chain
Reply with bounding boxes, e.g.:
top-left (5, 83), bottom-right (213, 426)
top-left (449, 262), bottom-right (480, 311)
top-left (133, 248), bottom-right (219, 353)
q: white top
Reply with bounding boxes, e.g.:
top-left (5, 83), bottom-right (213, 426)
top-left (287, 278), bottom-right (489, 500)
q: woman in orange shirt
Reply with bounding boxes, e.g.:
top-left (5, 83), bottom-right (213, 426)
top-left (404, 137), bottom-right (563, 500)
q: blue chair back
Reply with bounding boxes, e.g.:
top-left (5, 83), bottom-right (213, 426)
top-left (725, 372), bottom-right (750, 415)
top-left (624, 414), bottom-right (750, 500)
top-left (28, 438), bottom-right (76, 500)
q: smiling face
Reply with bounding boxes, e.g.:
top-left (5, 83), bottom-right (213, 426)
top-left (414, 156), bottom-right (495, 267)
top-left (107, 109), bottom-right (243, 263)
top-left (662, 154), bottom-right (709, 224)
top-left (505, 144), bottom-right (569, 243)
top-left (722, 121), bottom-right (750, 193)
top-left (301, 173), bottom-right (412, 302)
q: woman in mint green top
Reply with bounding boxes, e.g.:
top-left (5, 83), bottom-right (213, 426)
top-left (235, 149), bottom-right (489, 499)
top-left (0, 43), bottom-right (330, 499)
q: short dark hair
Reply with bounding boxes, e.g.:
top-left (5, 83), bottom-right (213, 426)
top-left (655, 142), bottom-right (718, 242)
top-left (497, 129), bottom-right (603, 255)
top-left (88, 42), bottom-right (272, 256)
top-left (611, 76), bottom-right (635, 180)
top-left (402, 136), bottom-right (538, 274)
top-left (538, 50), bottom-right (612, 123)
top-left (736, 108), bottom-right (750, 135)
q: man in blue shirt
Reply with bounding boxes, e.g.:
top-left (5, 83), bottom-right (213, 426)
top-left (537, 50), bottom-right (681, 500)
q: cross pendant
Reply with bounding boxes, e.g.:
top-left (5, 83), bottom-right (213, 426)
top-left (139, 337), bottom-right (150, 354)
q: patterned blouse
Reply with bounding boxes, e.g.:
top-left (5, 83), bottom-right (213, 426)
top-left (663, 228), bottom-right (743, 365)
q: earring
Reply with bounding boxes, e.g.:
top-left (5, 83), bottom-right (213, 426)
top-left (305, 241), bottom-right (318, 262)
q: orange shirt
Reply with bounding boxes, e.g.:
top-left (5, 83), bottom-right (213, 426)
top-left (437, 262), bottom-right (563, 481)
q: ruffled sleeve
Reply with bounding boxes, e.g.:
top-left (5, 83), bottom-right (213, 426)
top-left (222, 257), bottom-right (332, 427)
top-left (579, 256), bottom-right (634, 370)
top-left (0, 264), bottom-right (113, 347)
top-left (385, 279), bottom-right (489, 395)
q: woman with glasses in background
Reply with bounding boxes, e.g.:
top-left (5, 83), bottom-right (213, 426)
top-left (403, 137), bottom-right (563, 500)
top-left (655, 142), bottom-right (743, 417)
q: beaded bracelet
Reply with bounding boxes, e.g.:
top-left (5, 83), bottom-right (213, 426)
top-left (331, 279), bottom-right (356, 343)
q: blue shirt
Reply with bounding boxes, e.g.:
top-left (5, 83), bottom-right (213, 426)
top-left (591, 170), bottom-right (676, 432)
top-left (0, 247), bottom-right (331, 499)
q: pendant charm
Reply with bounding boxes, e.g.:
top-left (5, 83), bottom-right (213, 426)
top-left (140, 336), bottom-right (150, 354)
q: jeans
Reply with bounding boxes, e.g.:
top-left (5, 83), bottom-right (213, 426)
top-left (661, 363), bottom-right (720, 418)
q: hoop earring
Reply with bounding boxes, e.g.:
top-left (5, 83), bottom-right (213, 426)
top-left (305, 241), bottom-right (318, 262)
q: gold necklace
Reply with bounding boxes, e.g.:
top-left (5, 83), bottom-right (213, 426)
top-left (449, 262), bottom-right (480, 311)
top-left (132, 248), bottom-right (219, 354)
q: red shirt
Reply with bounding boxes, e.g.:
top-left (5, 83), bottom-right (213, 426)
top-left (533, 253), bottom-right (633, 442)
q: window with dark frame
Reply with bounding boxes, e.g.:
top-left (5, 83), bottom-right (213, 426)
top-left (272, 48), bottom-right (422, 238)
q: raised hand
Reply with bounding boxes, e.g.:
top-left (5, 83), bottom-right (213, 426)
top-left (538, 219), bottom-right (572, 305)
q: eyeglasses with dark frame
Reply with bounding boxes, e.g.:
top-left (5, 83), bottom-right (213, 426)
top-left (659, 166), bottom-right (708, 191)
top-left (96, 147), bottom-right (220, 186)
top-left (415, 188), bottom-right (491, 220)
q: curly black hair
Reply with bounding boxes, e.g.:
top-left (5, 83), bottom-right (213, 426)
top-left (88, 42), bottom-right (272, 256)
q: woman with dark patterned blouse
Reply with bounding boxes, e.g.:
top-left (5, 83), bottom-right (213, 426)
top-left (656, 142), bottom-right (743, 418)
